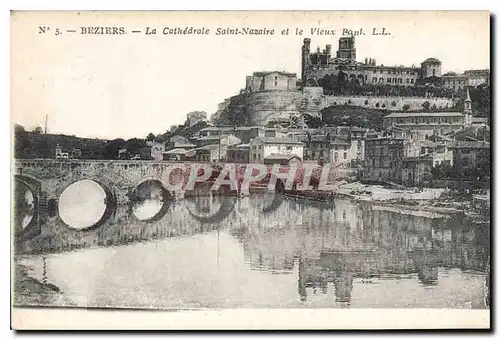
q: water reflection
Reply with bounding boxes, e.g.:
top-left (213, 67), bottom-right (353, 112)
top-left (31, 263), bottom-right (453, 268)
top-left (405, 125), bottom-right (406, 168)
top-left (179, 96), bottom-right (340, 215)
top-left (16, 184), bottom-right (490, 310)
top-left (130, 180), bottom-right (172, 222)
top-left (14, 181), bottom-right (35, 231)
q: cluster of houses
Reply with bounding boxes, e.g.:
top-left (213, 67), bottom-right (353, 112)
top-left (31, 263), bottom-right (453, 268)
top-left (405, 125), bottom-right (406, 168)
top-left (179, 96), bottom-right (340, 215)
top-left (134, 89), bottom-right (490, 187)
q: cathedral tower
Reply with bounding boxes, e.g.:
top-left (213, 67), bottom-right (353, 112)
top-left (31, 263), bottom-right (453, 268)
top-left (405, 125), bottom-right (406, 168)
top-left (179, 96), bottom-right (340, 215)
top-left (336, 36), bottom-right (356, 60)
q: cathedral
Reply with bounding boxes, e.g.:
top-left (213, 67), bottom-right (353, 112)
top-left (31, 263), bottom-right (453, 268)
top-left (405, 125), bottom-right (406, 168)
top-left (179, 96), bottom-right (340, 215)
top-left (301, 36), bottom-right (442, 87)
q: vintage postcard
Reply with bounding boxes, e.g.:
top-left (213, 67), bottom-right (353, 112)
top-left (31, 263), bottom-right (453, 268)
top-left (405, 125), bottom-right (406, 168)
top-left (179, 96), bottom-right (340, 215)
top-left (11, 11), bottom-right (490, 330)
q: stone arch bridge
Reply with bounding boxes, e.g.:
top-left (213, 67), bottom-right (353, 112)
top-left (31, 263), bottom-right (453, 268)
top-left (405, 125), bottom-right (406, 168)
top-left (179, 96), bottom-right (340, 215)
top-left (13, 160), bottom-right (342, 230)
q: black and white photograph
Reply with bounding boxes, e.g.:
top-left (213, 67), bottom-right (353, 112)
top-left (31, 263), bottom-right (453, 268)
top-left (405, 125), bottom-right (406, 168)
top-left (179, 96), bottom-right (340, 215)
top-left (10, 10), bottom-right (491, 330)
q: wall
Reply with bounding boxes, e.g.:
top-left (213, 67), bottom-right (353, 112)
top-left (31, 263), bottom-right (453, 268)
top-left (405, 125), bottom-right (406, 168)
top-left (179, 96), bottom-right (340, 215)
top-left (246, 87), bottom-right (456, 126)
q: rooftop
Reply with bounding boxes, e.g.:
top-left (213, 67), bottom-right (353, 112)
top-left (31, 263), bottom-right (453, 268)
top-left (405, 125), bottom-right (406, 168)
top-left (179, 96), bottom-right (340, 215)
top-left (164, 148), bottom-right (194, 155)
top-left (195, 144), bottom-right (221, 151)
top-left (448, 141), bottom-right (490, 149)
top-left (264, 153), bottom-right (302, 161)
top-left (252, 71), bottom-right (297, 77)
top-left (421, 57), bottom-right (441, 65)
top-left (253, 137), bottom-right (303, 145)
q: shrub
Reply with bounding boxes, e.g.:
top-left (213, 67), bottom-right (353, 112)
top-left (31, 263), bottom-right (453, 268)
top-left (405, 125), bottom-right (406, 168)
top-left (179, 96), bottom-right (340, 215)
top-left (391, 101), bottom-right (397, 107)
top-left (375, 102), bottom-right (380, 108)
top-left (364, 100), bottom-right (369, 105)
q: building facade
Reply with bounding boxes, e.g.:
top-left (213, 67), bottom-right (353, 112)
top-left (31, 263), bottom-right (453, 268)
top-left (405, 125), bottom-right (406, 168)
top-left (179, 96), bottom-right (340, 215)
top-left (249, 137), bottom-right (304, 163)
top-left (382, 112), bottom-right (466, 141)
top-left (301, 36), bottom-right (439, 87)
top-left (226, 144), bottom-right (250, 163)
top-left (246, 71), bottom-right (298, 92)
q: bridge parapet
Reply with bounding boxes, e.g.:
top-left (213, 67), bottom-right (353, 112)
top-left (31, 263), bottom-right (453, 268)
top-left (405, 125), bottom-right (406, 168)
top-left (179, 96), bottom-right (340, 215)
top-left (13, 159), bottom-right (350, 214)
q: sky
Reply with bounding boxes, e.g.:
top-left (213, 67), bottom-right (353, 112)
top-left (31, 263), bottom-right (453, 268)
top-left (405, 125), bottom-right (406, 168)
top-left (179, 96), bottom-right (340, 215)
top-left (11, 11), bottom-right (490, 140)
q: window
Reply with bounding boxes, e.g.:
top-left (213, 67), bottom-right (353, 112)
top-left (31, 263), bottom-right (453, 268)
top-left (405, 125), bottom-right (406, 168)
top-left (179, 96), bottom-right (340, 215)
top-left (286, 145), bottom-right (293, 151)
top-left (463, 158), bottom-right (469, 166)
top-left (387, 78), bottom-right (391, 83)
top-left (380, 70), bottom-right (384, 74)
top-left (274, 76), bottom-right (278, 87)
top-left (433, 68), bottom-right (436, 76)
top-left (406, 78), bottom-right (410, 83)
top-left (344, 152), bottom-right (347, 159)
top-left (461, 149), bottom-right (470, 154)
top-left (373, 77), bottom-right (378, 83)
top-left (411, 79), bottom-right (414, 83)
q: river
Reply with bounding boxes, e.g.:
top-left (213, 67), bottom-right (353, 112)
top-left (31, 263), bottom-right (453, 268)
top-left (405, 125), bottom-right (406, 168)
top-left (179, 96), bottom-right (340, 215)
top-left (13, 180), bottom-right (490, 309)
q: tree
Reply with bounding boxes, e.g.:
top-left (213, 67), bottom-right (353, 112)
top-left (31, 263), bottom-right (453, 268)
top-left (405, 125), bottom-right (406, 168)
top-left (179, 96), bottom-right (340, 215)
top-left (14, 124), bottom-right (25, 134)
top-left (303, 114), bottom-right (325, 128)
top-left (146, 133), bottom-right (155, 141)
top-left (422, 101), bottom-right (430, 112)
top-left (32, 126), bottom-right (43, 134)
top-left (102, 139), bottom-right (125, 159)
top-left (155, 134), bottom-right (165, 143)
top-left (402, 104), bottom-right (410, 112)
top-left (124, 138), bottom-right (147, 156)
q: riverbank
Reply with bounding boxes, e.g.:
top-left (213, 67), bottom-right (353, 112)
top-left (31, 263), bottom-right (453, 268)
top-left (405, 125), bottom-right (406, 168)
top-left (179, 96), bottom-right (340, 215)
top-left (285, 181), bottom-right (490, 219)
top-left (13, 261), bottom-right (69, 307)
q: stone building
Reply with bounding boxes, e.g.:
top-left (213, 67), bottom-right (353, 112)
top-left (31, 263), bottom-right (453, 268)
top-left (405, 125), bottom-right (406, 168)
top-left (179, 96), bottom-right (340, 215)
top-left (301, 36), bottom-right (440, 86)
top-left (442, 72), bottom-right (469, 90)
top-left (442, 70), bottom-right (490, 90)
top-left (194, 144), bottom-right (226, 163)
top-left (448, 141), bottom-right (490, 178)
top-left (198, 126), bottom-right (266, 144)
top-left (226, 144), bottom-right (250, 163)
top-left (303, 134), bottom-right (331, 162)
top-left (249, 136), bottom-right (304, 164)
top-left (382, 111), bottom-right (466, 141)
top-left (362, 136), bottom-right (406, 183)
top-left (195, 134), bottom-right (241, 148)
top-left (245, 71), bottom-right (297, 92)
top-left (420, 57), bottom-right (442, 78)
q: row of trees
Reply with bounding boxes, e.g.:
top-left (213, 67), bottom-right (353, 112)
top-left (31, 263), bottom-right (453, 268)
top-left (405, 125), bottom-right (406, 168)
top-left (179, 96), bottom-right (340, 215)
top-left (318, 72), bottom-right (460, 98)
top-left (14, 124), bottom-right (148, 160)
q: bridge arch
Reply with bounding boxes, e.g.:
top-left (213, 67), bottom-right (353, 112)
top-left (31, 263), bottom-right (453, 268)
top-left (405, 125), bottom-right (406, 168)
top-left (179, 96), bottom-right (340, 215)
top-left (128, 178), bottom-right (173, 223)
top-left (57, 178), bottom-right (116, 231)
top-left (13, 174), bottom-right (41, 239)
